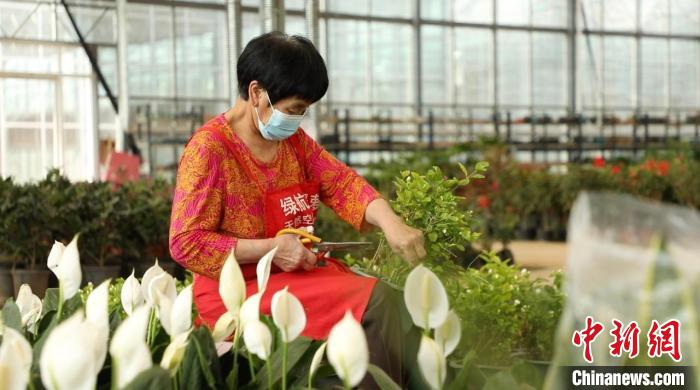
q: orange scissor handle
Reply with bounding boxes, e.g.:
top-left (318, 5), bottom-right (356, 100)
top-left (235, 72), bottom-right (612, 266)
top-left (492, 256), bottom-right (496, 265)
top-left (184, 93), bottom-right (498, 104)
top-left (275, 228), bottom-right (322, 244)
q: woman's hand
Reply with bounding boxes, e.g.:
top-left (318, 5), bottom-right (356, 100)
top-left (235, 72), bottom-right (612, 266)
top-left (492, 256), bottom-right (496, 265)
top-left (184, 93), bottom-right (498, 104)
top-left (383, 216), bottom-right (426, 265)
top-left (272, 234), bottom-right (317, 272)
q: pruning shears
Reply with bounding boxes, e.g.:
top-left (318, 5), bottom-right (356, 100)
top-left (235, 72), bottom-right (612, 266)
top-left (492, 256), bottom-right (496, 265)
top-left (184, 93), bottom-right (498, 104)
top-left (275, 228), bottom-right (373, 265)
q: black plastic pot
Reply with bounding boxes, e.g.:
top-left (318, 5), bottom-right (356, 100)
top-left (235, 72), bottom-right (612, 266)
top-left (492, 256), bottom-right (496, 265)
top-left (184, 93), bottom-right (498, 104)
top-left (11, 268), bottom-right (50, 298)
top-left (83, 265), bottom-right (122, 286)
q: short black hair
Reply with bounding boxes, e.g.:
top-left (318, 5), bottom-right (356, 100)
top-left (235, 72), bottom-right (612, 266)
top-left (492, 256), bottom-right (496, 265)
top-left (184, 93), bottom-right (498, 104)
top-left (237, 32), bottom-right (328, 103)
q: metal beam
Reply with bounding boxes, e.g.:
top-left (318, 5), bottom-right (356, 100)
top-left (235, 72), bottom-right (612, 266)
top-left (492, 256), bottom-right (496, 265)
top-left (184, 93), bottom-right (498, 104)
top-left (226, 0), bottom-right (243, 105)
top-left (116, 0), bottom-right (128, 152)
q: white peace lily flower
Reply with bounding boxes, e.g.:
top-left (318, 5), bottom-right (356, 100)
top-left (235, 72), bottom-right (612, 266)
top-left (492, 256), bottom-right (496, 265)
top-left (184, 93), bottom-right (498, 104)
top-left (256, 246), bottom-right (277, 292)
top-left (160, 330), bottom-right (190, 372)
top-left (326, 311), bottom-right (368, 388)
top-left (141, 259), bottom-right (167, 305)
top-left (156, 284), bottom-right (193, 338)
top-left (239, 292), bottom-right (262, 331)
top-left (15, 284), bottom-right (42, 332)
top-left (417, 335), bottom-right (446, 390)
top-left (219, 250), bottom-right (246, 316)
top-left (212, 311), bottom-right (237, 342)
top-left (110, 306), bottom-right (152, 389)
top-left (47, 235), bottom-right (82, 300)
top-left (40, 311), bottom-right (99, 390)
top-left (242, 320), bottom-right (272, 360)
top-left (147, 271), bottom-right (177, 309)
top-left (85, 279), bottom-right (111, 371)
top-left (0, 327), bottom-right (32, 390)
top-left (308, 341), bottom-right (327, 384)
top-left (271, 286), bottom-right (306, 343)
top-left (121, 269), bottom-right (144, 315)
top-left (435, 310), bottom-right (461, 357)
top-left (403, 264), bottom-right (449, 330)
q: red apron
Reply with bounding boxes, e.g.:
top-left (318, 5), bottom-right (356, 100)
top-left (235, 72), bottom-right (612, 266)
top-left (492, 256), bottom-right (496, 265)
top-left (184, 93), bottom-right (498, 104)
top-left (190, 124), bottom-right (378, 340)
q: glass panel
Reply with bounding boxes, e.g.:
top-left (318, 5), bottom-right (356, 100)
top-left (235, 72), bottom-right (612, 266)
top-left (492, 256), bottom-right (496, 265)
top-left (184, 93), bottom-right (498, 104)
top-left (454, 0), bottom-right (493, 23)
top-left (326, 20), bottom-right (369, 103)
top-left (578, 34), bottom-right (602, 108)
top-left (580, 0), bottom-right (603, 30)
top-left (604, 0), bottom-right (636, 31)
top-left (127, 4), bottom-right (174, 97)
top-left (326, 0), bottom-right (369, 15)
top-left (242, 11), bottom-right (261, 47)
top-left (1, 78), bottom-right (55, 182)
top-left (670, 0), bottom-right (700, 35)
top-left (371, 0), bottom-right (412, 18)
top-left (421, 0), bottom-right (447, 20)
top-left (497, 30), bottom-right (530, 106)
top-left (603, 37), bottom-right (636, 108)
top-left (422, 25), bottom-right (448, 104)
top-left (61, 46), bottom-right (91, 75)
top-left (285, 0), bottom-right (305, 10)
top-left (285, 14), bottom-right (306, 36)
top-left (497, 0), bottom-right (529, 25)
top-left (455, 27), bottom-right (493, 105)
top-left (371, 23), bottom-right (413, 103)
top-left (533, 32), bottom-right (567, 106)
top-left (532, 0), bottom-right (567, 28)
top-left (640, 38), bottom-right (668, 108)
top-left (670, 40), bottom-right (699, 108)
top-left (175, 7), bottom-right (227, 99)
top-left (0, 41), bottom-right (61, 74)
top-left (640, 0), bottom-right (669, 33)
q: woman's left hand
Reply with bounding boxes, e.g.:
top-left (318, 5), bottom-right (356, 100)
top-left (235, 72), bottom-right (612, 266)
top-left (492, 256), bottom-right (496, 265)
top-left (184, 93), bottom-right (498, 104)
top-left (383, 217), bottom-right (426, 264)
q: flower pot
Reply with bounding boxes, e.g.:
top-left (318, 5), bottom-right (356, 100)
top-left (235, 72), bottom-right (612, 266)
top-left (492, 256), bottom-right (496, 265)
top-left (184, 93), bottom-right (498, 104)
top-left (0, 267), bottom-right (14, 305)
top-left (12, 268), bottom-right (50, 299)
top-left (83, 265), bottom-right (121, 286)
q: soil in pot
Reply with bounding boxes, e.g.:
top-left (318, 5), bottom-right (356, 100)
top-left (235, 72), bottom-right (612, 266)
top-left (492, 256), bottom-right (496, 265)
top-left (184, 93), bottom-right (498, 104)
top-left (0, 267), bottom-right (14, 305)
top-left (83, 265), bottom-right (122, 286)
top-left (11, 268), bottom-right (50, 298)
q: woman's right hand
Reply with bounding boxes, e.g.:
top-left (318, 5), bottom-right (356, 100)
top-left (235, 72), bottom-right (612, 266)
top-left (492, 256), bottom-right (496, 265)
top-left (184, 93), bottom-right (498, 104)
top-left (272, 234), bottom-right (317, 272)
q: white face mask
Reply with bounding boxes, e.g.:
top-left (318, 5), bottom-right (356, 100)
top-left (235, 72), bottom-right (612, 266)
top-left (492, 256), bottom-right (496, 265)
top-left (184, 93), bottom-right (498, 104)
top-left (254, 91), bottom-right (307, 141)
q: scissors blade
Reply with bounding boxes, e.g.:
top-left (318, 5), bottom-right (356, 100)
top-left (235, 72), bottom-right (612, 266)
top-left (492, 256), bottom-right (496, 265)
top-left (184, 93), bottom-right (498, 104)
top-left (313, 242), bottom-right (374, 252)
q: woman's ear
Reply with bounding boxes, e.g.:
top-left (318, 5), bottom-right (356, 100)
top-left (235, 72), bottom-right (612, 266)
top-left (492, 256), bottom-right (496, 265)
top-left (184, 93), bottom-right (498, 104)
top-left (248, 81), bottom-right (263, 107)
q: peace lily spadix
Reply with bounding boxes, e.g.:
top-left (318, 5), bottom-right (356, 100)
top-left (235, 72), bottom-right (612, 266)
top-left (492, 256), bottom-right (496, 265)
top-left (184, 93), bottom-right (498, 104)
top-left (40, 311), bottom-right (100, 390)
top-left (110, 305), bottom-right (152, 389)
top-left (121, 269), bottom-right (144, 315)
top-left (15, 283), bottom-right (42, 333)
top-left (417, 335), bottom-right (446, 390)
top-left (220, 249), bottom-right (246, 316)
top-left (0, 327), bottom-right (32, 390)
top-left (435, 310), bottom-right (461, 357)
top-left (47, 235), bottom-right (82, 314)
top-left (85, 279), bottom-right (111, 370)
top-left (155, 283), bottom-right (193, 338)
top-left (243, 319), bottom-right (272, 360)
top-left (404, 264), bottom-right (449, 330)
top-left (326, 311), bottom-right (369, 389)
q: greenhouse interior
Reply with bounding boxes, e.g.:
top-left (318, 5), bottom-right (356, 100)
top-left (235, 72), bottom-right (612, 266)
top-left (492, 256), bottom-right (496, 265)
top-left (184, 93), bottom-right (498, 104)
top-left (1, 0), bottom-right (699, 389)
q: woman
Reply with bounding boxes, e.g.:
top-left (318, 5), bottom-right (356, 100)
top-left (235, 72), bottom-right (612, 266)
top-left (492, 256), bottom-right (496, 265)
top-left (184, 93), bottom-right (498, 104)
top-left (169, 32), bottom-right (425, 387)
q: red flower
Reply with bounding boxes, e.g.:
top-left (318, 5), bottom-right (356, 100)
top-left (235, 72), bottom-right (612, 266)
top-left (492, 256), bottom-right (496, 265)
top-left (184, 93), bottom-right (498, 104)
top-left (491, 181), bottom-right (499, 192)
top-left (477, 195), bottom-right (490, 209)
top-left (592, 156), bottom-right (606, 168)
top-left (611, 165), bottom-right (622, 175)
top-left (656, 160), bottom-right (669, 176)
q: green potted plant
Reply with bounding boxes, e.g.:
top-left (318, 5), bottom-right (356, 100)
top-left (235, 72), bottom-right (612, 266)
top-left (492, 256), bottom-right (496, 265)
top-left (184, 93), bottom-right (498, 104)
top-left (0, 176), bottom-right (17, 303)
top-left (3, 181), bottom-right (52, 297)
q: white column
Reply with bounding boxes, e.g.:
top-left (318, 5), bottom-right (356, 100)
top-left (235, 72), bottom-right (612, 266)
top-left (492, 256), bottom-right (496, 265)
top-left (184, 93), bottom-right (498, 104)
top-left (227, 0), bottom-right (243, 106)
top-left (116, 0), bottom-right (129, 152)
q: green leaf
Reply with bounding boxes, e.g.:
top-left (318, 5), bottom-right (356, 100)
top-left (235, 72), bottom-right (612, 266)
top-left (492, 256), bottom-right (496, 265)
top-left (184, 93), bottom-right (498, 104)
top-left (180, 327), bottom-right (223, 390)
top-left (256, 337), bottom-right (312, 388)
top-left (511, 361), bottom-right (546, 389)
top-left (367, 364), bottom-right (401, 390)
top-left (42, 288), bottom-right (60, 314)
top-left (1, 299), bottom-right (23, 332)
top-left (122, 367), bottom-right (172, 390)
top-left (475, 161), bottom-right (490, 172)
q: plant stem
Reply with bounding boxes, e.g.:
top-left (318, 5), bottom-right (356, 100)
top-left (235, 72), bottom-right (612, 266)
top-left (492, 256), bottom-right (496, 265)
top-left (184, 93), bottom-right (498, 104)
top-left (111, 358), bottom-right (118, 390)
top-left (231, 325), bottom-right (241, 390)
top-left (247, 351), bottom-right (256, 381)
top-left (55, 286), bottom-right (64, 321)
top-left (266, 359), bottom-right (273, 390)
top-left (281, 341), bottom-right (288, 390)
top-left (146, 307), bottom-right (156, 347)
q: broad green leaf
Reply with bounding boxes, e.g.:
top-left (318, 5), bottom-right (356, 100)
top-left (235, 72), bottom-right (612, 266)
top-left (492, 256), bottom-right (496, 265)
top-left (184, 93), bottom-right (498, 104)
top-left (42, 288), bottom-right (60, 314)
top-left (367, 364), bottom-right (401, 390)
top-left (180, 327), bottom-right (224, 390)
top-left (122, 367), bottom-right (172, 390)
top-left (1, 299), bottom-right (22, 332)
top-left (483, 371), bottom-right (519, 390)
top-left (475, 161), bottom-right (490, 172)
